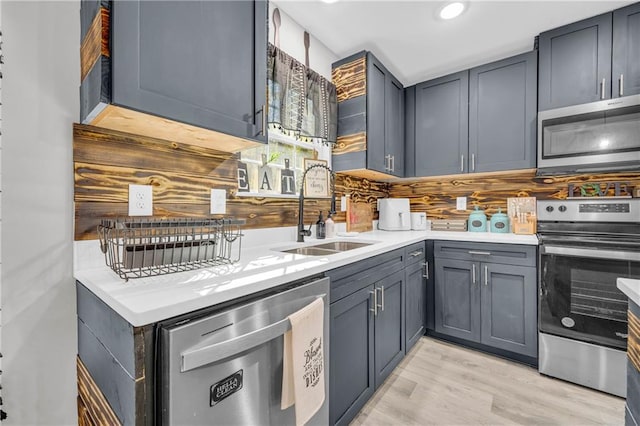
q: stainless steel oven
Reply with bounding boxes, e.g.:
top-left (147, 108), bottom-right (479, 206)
top-left (537, 93), bottom-right (640, 175)
top-left (538, 199), bottom-right (640, 397)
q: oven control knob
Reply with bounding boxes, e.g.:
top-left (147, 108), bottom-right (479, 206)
top-left (559, 205), bottom-right (567, 212)
top-left (546, 206), bottom-right (554, 212)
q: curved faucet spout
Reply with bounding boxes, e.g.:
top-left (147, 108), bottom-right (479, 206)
top-left (298, 163), bottom-right (337, 242)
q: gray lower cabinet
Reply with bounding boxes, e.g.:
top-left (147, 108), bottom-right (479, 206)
top-left (433, 241), bottom-right (537, 359)
top-left (434, 259), bottom-right (480, 341)
top-left (328, 245), bottom-right (421, 426)
top-left (329, 284), bottom-right (375, 426)
top-left (373, 270), bottom-right (405, 387)
top-left (405, 260), bottom-right (426, 352)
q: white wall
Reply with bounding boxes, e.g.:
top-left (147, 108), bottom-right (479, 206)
top-left (2, 1), bottom-right (78, 424)
top-left (270, 2), bottom-right (338, 80)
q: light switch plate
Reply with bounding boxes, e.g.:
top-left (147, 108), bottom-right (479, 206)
top-left (456, 196), bottom-right (467, 211)
top-left (129, 184), bottom-right (153, 216)
top-left (210, 189), bottom-right (227, 214)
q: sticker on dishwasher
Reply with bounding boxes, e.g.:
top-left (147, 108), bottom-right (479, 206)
top-left (561, 317), bottom-right (575, 328)
top-left (210, 370), bottom-right (243, 406)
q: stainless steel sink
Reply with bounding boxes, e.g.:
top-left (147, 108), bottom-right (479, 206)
top-left (280, 241), bottom-right (374, 256)
top-left (310, 241), bottom-right (372, 252)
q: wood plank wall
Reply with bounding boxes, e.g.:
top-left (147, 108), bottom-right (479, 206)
top-left (388, 169), bottom-right (640, 219)
top-left (73, 124), bottom-right (387, 240)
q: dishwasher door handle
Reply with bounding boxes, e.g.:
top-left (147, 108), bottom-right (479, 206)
top-left (181, 294), bottom-right (325, 372)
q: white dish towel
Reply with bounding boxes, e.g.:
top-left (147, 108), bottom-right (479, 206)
top-left (281, 297), bottom-right (325, 426)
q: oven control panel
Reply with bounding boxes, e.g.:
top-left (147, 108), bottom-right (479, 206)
top-left (538, 198), bottom-right (640, 222)
top-left (579, 203), bottom-right (630, 213)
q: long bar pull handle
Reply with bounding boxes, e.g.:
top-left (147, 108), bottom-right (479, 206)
top-left (620, 74), bottom-right (624, 97)
top-left (422, 261), bottom-right (429, 279)
top-left (370, 290), bottom-right (378, 316)
top-left (391, 156), bottom-right (395, 173)
top-left (471, 153), bottom-right (475, 172)
top-left (255, 105), bottom-right (267, 136)
top-left (601, 78), bottom-right (606, 100)
top-left (468, 251), bottom-right (491, 256)
top-left (484, 265), bottom-right (488, 286)
top-left (472, 263), bottom-right (476, 284)
top-left (461, 155), bottom-right (465, 173)
top-left (182, 294), bottom-right (326, 372)
top-left (378, 286), bottom-right (385, 311)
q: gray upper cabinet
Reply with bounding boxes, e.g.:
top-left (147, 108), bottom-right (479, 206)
top-left (332, 51), bottom-right (404, 177)
top-left (414, 71), bottom-right (469, 176)
top-left (469, 51), bottom-right (537, 172)
top-left (110, 0), bottom-right (267, 143)
top-left (540, 3), bottom-right (640, 109)
top-left (538, 13), bottom-right (612, 110)
top-left (613, 2), bottom-right (640, 98)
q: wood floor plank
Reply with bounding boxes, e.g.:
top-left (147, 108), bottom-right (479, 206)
top-left (352, 337), bottom-right (625, 426)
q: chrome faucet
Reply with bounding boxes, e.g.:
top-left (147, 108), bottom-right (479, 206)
top-left (298, 163), bottom-right (336, 242)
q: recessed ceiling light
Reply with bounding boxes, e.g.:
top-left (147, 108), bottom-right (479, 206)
top-left (321, 0), bottom-right (339, 4)
top-left (439, 2), bottom-right (466, 20)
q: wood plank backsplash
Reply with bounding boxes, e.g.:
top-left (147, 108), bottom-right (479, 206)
top-left (388, 169), bottom-right (640, 220)
top-left (73, 124), bottom-right (387, 240)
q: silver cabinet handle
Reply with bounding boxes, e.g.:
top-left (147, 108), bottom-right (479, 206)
top-left (468, 251), bottom-right (491, 256)
top-left (471, 153), bottom-right (475, 172)
top-left (378, 286), bottom-right (385, 311)
top-left (472, 263), bottom-right (476, 284)
top-left (410, 250), bottom-right (423, 257)
top-left (484, 265), bottom-right (488, 286)
top-left (620, 74), bottom-right (624, 97)
top-left (460, 154), bottom-right (465, 173)
top-left (422, 261), bottom-right (429, 279)
top-left (181, 294), bottom-right (325, 372)
top-left (255, 105), bottom-right (266, 137)
top-left (601, 78), bottom-right (606, 100)
top-left (370, 290), bottom-right (378, 316)
top-left (391, 155), bottom-right (395, 172)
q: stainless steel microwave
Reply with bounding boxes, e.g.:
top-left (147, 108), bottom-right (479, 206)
top-left (537, 94), bottom-right (640, 175)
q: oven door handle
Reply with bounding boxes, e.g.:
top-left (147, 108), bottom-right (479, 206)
top-left (180, 294), bottom-right (326, 372)
top-left (542, 245), bottom-right (640, 262)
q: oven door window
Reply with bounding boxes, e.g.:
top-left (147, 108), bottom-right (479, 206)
top-left (540, 251), bottom-right (639, 350)
top-left (541, 104), bottom-right (640, 159)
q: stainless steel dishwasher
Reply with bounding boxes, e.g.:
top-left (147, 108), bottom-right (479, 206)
top-left (157, 277), bottom-right (330, 425)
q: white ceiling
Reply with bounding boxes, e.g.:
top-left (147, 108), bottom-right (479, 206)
top-left (274, 0), bottom-right (634, 86)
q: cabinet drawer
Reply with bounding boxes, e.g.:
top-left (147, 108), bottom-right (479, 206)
top-left (327, 248), bottom-right (405, 303)
top-left (405, 242), bottom-right (426, 265)
top-left (434, 241), bottom-right (536, 267)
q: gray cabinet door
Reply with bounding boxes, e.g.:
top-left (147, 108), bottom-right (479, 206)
top-left (330, 284), bottom-right (375, 426)
top-left (405, 260), bottom-right (426, 353)
top-left (386, 75), bottom-right (405, 177)
top-left (469, 52), bottom-right (537, 172)
top-left (480, 263), bottom-right (537, 357)
top-left (112, 1), bottom-right (267, 143)
top-left (374, 270), bottom-right (405, 388)
top-left (538, 13), bottom-right (612, 110)
top-left (415, 71), bottom-right (469, 176)
top-left (367, 53), bottom-right (388, 175)
top-left (434, 258), bottom-right (480, 342)
top-left (613, 2), bottom-right (640, 98)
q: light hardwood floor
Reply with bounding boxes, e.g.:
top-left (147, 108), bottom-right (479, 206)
top-left (352, 337), bottom-right (625, 425)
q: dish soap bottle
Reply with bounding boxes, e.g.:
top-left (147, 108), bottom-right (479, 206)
top-left (325, 212), bottom-right (335, 238)
top-left (316, 211), bottom-right (326, 239)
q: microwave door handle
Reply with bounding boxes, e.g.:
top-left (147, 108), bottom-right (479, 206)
top-left (542, 245), bottom-right (640, 262)
top-left (181, 294), bottom-right (325, 372)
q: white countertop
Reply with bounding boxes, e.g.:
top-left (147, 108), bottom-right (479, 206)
top-left (74, 229), bottom-right (538, 326)
top-left (618, 278), bottom-right (640, 307)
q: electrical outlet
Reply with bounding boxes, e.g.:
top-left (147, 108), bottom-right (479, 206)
top-left (210, 189), bottom-right (226, 214)
top-left (341, 196), bottom-right (347, 212)
top-left (128, 184), bottom-right (153, 216)
top-left (456, 196), bottom-right (467, 211)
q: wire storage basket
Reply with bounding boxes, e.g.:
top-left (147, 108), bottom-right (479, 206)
top-left (98, 217), bottom-right (245, 281)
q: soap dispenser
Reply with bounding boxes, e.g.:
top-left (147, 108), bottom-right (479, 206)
top-left (325, 212), bottom-right (336, 238)
top-left (468, 206), bottom-right (488, 232)
top-left (316, 211), bottom-right (326, 239)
